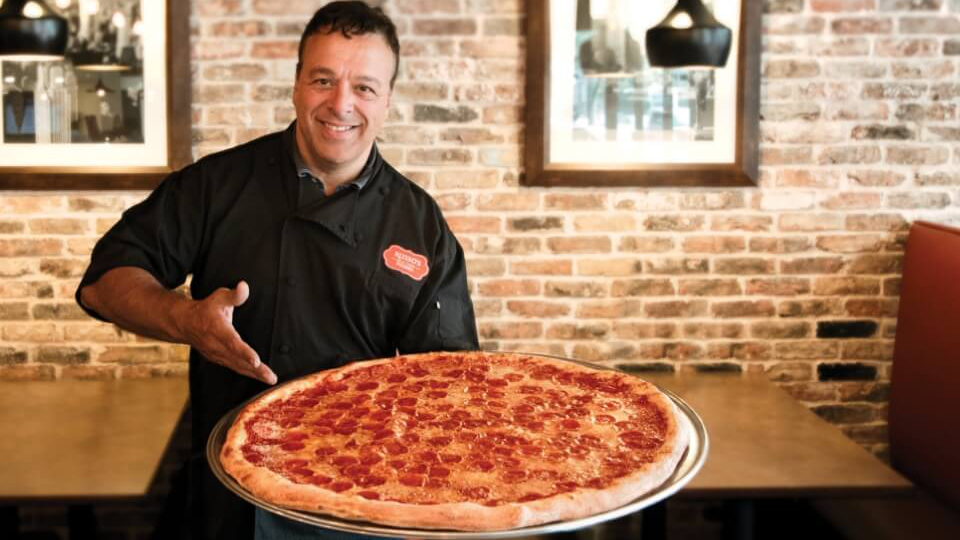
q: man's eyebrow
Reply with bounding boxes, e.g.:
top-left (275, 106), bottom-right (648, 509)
top-left (303, 67), bottom-right (384, 88)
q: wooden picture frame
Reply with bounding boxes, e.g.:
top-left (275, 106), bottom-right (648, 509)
top-left (0, 0), bottom-right (191, 190)
top-left (524, 0), bottom-right (761, 188)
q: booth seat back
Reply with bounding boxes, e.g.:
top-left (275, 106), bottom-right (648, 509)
top-left (890, 220), bottom-right (960, 511)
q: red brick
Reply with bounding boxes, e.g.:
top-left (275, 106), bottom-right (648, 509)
top-left (577, 259), bottom-right (642, 277)
top-left (611, 279), bottom-right (674, 297)
top-left (645, 258), bottom-right (709, 274)
top-left (813, 277), bottom-right (881, 295)
top-left (408, 148), bottom-right (473, 165)
top-left (506, 301), bottom-right (569, 318)
top-left (546, 237), bottom-right (612, 254)
top-left (679, 279), bottom-right (742, 296)
top-left (712, 301), bottom-right (777, 318)
top-left (476, 279), bottom-right (539, 297)
top-left (476, 193), bottom-right (538, 211)
top-left (578, 301), bottom-right (643, 319)
top-left (0, 365), bottom-right (55, 381)
top-left (746, 278), bottom-right (812, 296)
top-left (546, 323), bottom-right (609, 340)
top-left (618, 237), bottom-right (675, 253)
top-left (510, 260), bottom-right (572, 275)
top-left (544, 281), bottom-right (607, 298)
top-left (682, 323), bottom-right (744, 339)
top-left (414, 19), bottom-right (477, 35)
top-left (810, 0), bottom-right (877, 11)
top-left (0, 239), bottom-right (62, 257)
top-left (252, 0), bottom-right (318, 15)
top-left (682, 236), bottom-right (746, 254)
top-left (645, 301), bottom-right (709, 318)
top-left (544, 194), bottom-right (606, 210)
top-left (435, 170), bottom-right (498, 189)
top-left (751, 321), bottom-right (812, 339)
top-left (775, 342), bottom-right (841, 360)
top-left (478, 322), bottom-right (542, 340)
top-left (779, 299), bottom-right (845, 318)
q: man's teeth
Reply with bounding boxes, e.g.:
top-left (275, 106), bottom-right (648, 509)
top-left (325, 123), bottom-right (353, 132)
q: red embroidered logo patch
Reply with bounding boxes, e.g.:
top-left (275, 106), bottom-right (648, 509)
top-left (383, 245), bottom-right (429, 281)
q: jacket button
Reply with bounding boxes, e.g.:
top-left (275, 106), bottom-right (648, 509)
top-left (279, 344), bottom-right (292, 354)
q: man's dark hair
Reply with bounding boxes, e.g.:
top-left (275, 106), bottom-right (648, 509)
top-left (296, 1), bottom-right (401, 88)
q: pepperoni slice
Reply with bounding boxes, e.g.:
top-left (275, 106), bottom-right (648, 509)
top-left (359, 454), bottom-right (383, 466)
top-left (387, 459), bottom-right (406, 470)
top-left (373, 429), bottom-right (393, 440)
top-left (488, 378), bottom-right (509, 388)
top-left (332, 456), bottom-right (358, 467)
top-left (315, 446), bottom-right (336, 457)
top-left (407, 366), bottom-right (429, 377)
top-left (355, 381), bottom-right (379, 391)
top-left (517, 492), bottom-right (546, 502)
top-left (384, 441), bottom-right (408, 455)
top-left (429, 466), bottom-right (451, 478)
top-left (358, 491), bottom-right (381, 500)
top-left (427, 436), bottom-right (452, 447)
top-left (561, 419), bottom-right (581, 431)
top-left (407, 463), bottom-right (428, 474)
top-left (397, 397), bottom-right (418, 407)
top-left (440, 453), bottom-right (462, 463)
top-left (465, 371), bottom-right (486, 383)
top-left (502, 469), bottom-right (527, 482)
top-left (472, 460), bottom-right (495, 472)
top-left (329, 480), bottom-right (354, 492)
top-left (418, 450), bottom-right (440, 463)
top-left (595, 414), bottom-right (616, 424)
top-left (427, 391), bottom-right (447, 399)
top-left (310, 475), bottom-right (332, 486)
top-left (400, 474), bottom-right (425, 487)
top-left (345, 465), bottom-right (372, 478)
top-left (281, 441), bottom-right (305, 451)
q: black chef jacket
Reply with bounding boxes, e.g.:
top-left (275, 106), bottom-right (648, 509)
top-left (75, 123), bottom-right (479, 539)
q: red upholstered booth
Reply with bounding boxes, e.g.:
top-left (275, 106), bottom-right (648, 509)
top-left (890, 220), bottom-right (960, 511)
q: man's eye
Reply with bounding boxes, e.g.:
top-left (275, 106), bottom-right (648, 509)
top-left (313, 78), bottom-right (333, 87)
top-left (357, 85), bottom-right (377, 95)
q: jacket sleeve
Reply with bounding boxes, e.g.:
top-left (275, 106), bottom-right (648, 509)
top-left (396, 217), bottom-right (479, 354)
top-left (75, 165), bottom-right (208, 321)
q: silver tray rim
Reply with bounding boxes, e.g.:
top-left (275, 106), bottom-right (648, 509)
top-left (206, 353), bottom-right (709, 539)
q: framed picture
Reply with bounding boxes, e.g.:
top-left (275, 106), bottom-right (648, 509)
top-left (0, 0), bottom-right (190, 190)
top-left (524, 0), bottom-right (761, 187)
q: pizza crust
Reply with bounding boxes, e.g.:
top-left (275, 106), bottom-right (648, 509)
top-left (220, 352), bottom-right (690, 531)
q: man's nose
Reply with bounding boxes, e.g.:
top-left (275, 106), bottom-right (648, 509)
top-left (328, 81), bottom-right (354, 116)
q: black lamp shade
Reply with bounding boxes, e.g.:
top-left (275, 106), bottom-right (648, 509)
top-left (0, 0), bottom-right (69, 60)
top-left (646, 0), bottom-right (732, 68)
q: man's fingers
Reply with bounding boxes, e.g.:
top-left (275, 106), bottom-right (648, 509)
top-left (224, 328), bottom-right (277, 385)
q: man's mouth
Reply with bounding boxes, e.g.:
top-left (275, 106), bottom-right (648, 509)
top-left (323, 122), bottom-right (356, 132)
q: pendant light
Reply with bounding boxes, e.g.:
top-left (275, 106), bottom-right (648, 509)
top-left (0, 0), bottom-right (69, 60)
top-left (645, 0), bottom-right (732, 68)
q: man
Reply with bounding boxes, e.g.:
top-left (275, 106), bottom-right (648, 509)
top-left (76, 3), bottom-right (478, 539)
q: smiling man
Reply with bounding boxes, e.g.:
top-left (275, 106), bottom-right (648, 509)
top-left (75, 3), bottom-right (478, 539)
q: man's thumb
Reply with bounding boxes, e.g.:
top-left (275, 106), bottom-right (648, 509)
top-left (232, 280), bottom-right (250, 306)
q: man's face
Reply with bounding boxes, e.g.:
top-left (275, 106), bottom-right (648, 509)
top-left (293, 30), bottom-right (394, 179)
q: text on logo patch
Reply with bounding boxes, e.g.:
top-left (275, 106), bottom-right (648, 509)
top-left (383, 245), bottom-right (429, 281)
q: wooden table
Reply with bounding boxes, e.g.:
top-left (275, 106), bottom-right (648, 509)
top-left (639, 372), bottom-right (912, 540)
top-left (645, 371), bottom-right (912, 498)
top-left (0, 378), bottom-right (189, 538)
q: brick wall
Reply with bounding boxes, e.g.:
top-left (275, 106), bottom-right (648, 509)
top-left (6, 0), bottom-right (960, 537)
top-left (4, 0), bottom-right (960, 488)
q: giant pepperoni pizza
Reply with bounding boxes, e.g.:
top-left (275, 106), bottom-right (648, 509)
top-left (219, 351), bottom-right (689, 531)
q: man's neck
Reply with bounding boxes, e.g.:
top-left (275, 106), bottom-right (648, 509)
top-left (294, 132), bottom-right (371, 196)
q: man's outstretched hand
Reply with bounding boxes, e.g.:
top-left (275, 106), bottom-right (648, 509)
top-left (177, 280), bottom-right (277, 385)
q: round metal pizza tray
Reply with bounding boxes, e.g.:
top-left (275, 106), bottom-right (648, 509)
top-left (207, 355), bottom-right (708, 539)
